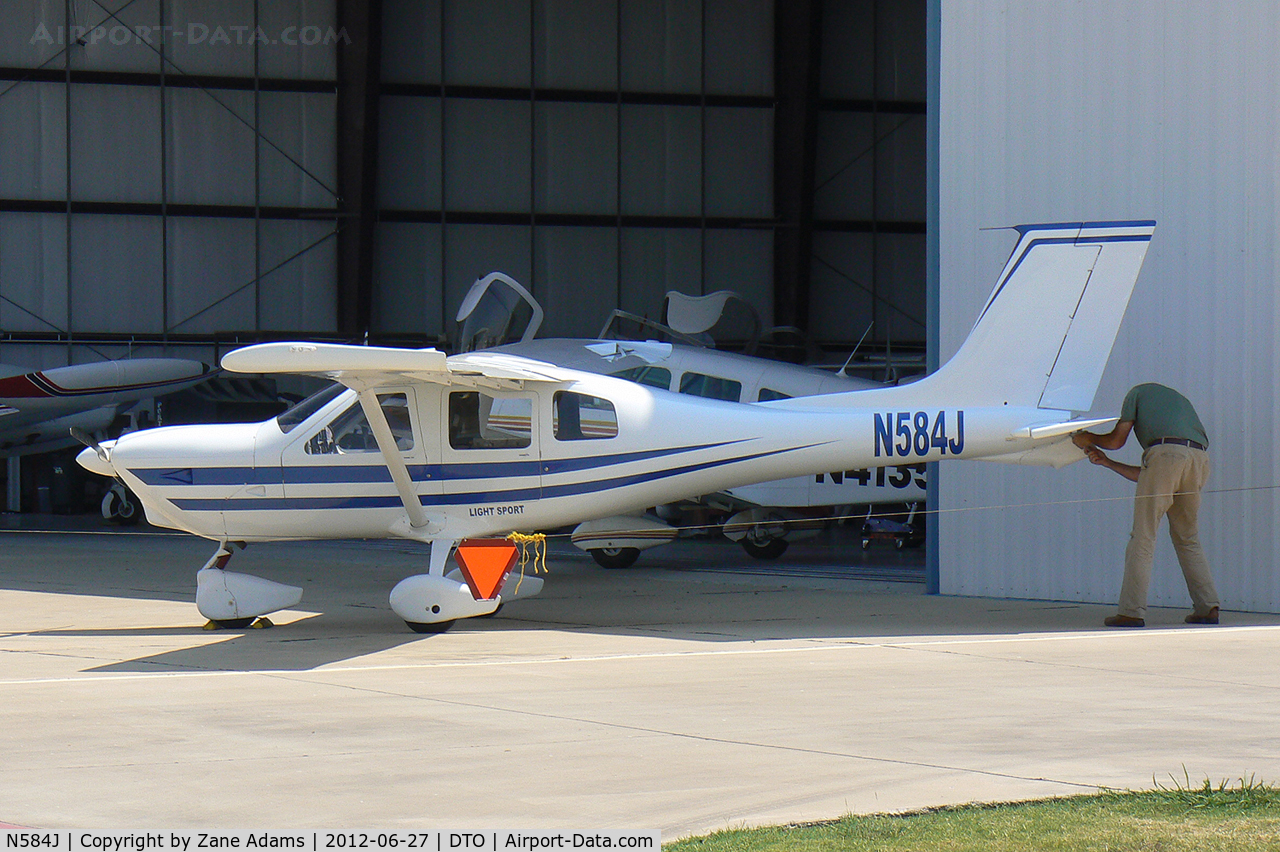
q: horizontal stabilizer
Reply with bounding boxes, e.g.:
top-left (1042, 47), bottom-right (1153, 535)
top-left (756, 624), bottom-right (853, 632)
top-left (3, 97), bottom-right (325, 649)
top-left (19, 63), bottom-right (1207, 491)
top-left (1009, 416), bottom-right (1118, 442)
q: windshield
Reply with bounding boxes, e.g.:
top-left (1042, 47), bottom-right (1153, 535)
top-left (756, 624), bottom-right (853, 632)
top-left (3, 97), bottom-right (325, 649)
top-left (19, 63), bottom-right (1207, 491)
top-left (276, 382), bottom-right (346, 433)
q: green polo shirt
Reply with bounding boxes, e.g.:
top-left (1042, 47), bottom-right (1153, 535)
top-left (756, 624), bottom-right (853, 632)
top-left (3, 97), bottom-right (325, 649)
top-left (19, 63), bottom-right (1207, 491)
top-left (1120, 383), bottom-right (1209, 450)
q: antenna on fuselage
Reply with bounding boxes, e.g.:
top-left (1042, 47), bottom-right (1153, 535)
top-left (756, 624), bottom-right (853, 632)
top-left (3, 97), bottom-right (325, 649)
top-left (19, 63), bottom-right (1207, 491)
top-left (837, 322), bottom-right (874, 378)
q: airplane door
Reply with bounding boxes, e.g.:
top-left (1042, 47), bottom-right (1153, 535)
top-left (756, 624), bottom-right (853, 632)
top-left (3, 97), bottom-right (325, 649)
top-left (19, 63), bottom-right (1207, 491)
top-left (277, 386), bottom-right (438, 539)
top-left (440, 388), bottom-right (541, 518)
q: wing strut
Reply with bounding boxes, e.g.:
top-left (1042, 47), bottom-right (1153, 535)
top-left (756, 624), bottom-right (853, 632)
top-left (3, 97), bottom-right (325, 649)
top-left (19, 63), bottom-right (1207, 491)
top-left (355, 388), bottom-right (430, 529)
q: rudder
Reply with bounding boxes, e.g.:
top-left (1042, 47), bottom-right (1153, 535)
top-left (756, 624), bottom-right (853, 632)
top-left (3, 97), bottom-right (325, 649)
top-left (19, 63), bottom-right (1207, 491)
top-left (930, 221), bottom-right (1155, 411)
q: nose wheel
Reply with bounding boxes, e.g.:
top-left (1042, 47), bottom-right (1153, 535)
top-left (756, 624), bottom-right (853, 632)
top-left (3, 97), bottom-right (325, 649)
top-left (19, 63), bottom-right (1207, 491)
top-left (101, 483), bottom-right (141, 525)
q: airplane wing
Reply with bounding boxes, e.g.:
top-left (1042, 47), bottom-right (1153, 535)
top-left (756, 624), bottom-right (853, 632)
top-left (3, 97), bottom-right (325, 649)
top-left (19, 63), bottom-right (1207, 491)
top-left (1, 358), bottom-right (214, 457)
top-left (221, 342), bottom-right (579, 390)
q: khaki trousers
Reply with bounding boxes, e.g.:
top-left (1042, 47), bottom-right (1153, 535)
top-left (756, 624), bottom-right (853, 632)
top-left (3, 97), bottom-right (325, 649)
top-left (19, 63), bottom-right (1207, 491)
top-left (1118, 444), bottom-right (1218, 618)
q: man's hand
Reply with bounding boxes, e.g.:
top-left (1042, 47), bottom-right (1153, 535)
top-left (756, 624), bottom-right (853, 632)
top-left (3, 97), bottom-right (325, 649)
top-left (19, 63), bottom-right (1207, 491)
top-left (1081, 445), bottom-right (1142, 482)
top-left (1072, 431), bottom-right (1095, 450)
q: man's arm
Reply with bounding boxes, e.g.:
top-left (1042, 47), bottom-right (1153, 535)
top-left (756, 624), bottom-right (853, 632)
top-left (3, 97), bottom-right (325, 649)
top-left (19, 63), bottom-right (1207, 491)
top-left (1084, 447), bottom-right (1141, 482)
top-left (1072, 419), bottom-right (1134, 451)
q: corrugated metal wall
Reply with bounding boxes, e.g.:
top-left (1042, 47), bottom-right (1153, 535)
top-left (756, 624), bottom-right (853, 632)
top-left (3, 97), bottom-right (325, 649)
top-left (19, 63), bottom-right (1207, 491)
top-left (374, 0), bottom-right (779, 342)
top-left (0, 0), bottom-right (340, 370)
top-left (3, 1), bottom-right (929, 370)
top-left (938, 1), bottom-right (1280, 612)
top-left (375, 0), bottom-right (928, 349)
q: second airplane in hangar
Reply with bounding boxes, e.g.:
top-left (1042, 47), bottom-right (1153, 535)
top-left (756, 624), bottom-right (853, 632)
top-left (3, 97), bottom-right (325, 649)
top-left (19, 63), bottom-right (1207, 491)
top-left (76, 221), bottom-right (1154, 632)
top-left (452, 271), bottom-right (925, 565)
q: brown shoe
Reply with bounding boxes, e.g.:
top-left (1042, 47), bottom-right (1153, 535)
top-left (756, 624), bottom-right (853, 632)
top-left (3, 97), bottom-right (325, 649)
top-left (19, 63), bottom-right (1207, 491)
top-left (1185, 606), bottom-right (1219, 625)
top-left (1104, 614), bottom-right (1145, 628)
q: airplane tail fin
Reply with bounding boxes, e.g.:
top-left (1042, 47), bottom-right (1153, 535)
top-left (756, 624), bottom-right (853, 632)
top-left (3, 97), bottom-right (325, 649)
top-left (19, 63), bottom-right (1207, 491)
top-left (928, 221), bottom-right (1154, 411)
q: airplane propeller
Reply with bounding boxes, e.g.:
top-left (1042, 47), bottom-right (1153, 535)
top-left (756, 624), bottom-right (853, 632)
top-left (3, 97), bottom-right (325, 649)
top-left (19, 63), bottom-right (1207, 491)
top-left (69, 426), bottom-right (109, 463)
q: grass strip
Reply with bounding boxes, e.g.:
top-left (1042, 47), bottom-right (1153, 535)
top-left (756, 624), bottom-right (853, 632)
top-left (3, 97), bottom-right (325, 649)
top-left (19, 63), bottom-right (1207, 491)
top-left (666, 775), bottom-right (1280, 852)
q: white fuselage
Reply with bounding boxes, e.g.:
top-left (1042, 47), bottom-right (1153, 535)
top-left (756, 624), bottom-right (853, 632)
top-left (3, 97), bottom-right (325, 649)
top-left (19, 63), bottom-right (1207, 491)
top-left (88, 368), bottom-right (1055, 545)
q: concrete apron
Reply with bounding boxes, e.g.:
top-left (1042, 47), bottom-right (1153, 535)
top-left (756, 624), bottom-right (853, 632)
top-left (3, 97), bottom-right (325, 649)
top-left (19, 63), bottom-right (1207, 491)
top-left (1, 531), bottom-right (1278, 838)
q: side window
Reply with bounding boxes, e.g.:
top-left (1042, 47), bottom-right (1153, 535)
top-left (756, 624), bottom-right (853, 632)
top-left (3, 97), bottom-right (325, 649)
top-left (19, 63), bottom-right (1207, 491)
top-left (679, 372), bottom-right (743, 402)
top-left (757, 388), bottom-right (791, 402)
top-left (379, 393), bottom-right (415, 450)
top-left (554, 392), bottom-right (618, 440)
top-left (449, 391), bottom-right (532, 450)
top-left (305, 393), bottom-right (414, 454)
top-left (611, 365), bottom-right (672, 390)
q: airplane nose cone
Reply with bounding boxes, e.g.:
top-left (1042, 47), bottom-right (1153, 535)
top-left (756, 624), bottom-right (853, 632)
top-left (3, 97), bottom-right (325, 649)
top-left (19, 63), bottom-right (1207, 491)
top-left (76, 444), bottom-right (115, 477)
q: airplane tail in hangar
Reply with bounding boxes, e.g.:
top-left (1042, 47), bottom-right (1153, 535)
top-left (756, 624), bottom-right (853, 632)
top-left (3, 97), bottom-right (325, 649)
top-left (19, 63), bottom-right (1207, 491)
top-left (925, 221), bottom-right (1154, 412)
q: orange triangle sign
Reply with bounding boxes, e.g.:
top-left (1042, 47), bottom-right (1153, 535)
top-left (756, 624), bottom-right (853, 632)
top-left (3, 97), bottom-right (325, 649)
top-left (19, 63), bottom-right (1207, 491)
top-left (454, 539), bottom-right (520, 601)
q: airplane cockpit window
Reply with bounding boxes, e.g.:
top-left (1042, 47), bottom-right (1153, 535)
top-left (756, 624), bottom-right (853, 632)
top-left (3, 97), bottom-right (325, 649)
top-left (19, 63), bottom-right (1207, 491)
top-left (449, 392), bottom-right (532, 450)
top-left (610, 365), bottom-right (672, 390)
top-left (277, 383), bottom-right (345, 434)
top-left (305, 393), bottom-right (414, 454)
top-left (678, 372), bottom-right (743, 402)
top-left (553, 392), bottom-right (618, 440)
top-left (758, 388), bottom-right (792, 402)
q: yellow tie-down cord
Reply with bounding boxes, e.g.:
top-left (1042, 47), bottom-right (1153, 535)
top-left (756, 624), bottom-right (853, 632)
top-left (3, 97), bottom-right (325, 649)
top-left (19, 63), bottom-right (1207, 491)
top-left (505, 531), bottom-right (548, 596)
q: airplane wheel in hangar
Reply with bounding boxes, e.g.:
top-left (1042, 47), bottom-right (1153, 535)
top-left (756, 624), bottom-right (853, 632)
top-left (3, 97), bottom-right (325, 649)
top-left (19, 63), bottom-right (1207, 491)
top-left (405, 620), bottom-right (456, 634)
top-left (101, 485), bottom-right (141, 525)
top-left (591, 547), bottom-right (640, 569)
top-left (740, 536), bottom-right (789, 560)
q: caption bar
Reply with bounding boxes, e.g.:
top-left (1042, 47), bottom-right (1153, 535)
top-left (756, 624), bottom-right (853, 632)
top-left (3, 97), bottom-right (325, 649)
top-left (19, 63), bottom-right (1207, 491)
top-left (2, 834), bottom-right (658, 851)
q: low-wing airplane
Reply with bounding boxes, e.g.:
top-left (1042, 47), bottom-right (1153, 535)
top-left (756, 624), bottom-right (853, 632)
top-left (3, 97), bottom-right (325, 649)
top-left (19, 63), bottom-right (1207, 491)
top-left (1, 357), bottom-right (215, 517)
top-left (76, 221), bottom-right (1153, 632)
top-left (1, 357), bottom-right (215, 456)
top-left (454, 272), bottom-right (922, 565)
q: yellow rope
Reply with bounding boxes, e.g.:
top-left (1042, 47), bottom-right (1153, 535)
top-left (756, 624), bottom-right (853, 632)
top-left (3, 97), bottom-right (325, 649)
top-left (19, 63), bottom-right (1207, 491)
top-left (506, 531), bottom-right (548, 596)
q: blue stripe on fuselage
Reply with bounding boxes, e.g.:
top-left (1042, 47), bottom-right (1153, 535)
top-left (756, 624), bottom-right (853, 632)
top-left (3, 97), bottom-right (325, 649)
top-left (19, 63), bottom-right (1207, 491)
top-left (130, 440), bottom-right (742, 488)
top-left (163, 442), bottom-right (830, 513)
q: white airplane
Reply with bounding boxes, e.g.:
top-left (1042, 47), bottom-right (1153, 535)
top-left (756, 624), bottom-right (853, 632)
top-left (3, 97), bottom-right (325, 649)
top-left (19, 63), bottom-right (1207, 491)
top-left (0, 357), bottom-right (214, 457)
top-left (76, 221), bottom-right (1153, 632)
top-left (455, 273), bottom-right (925, 565)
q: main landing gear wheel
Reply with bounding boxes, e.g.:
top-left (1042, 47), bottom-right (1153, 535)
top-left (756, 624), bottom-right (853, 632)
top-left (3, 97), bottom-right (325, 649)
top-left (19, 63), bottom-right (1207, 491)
top-left (405, 620), bottom-right (456, 634)
top-left (740, 536), bottom-right (789, 560)
top-left (204, 617), bottom-right (256, 630)
top-left (590, 547), bottom-right (640, 569)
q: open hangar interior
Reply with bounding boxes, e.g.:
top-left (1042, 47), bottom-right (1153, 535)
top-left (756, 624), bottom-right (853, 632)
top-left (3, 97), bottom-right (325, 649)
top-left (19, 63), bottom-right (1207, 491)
top-left (0, 0), bottom-right (925, 360)
top-left (0, 0), bottom-right (924, 507)
top-left (2, 1), bottom-right (1277, 615)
